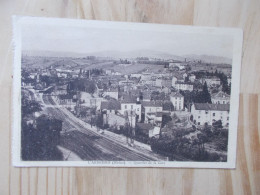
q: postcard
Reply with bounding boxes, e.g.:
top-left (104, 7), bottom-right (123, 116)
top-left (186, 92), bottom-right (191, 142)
top-left (12, 16), bottom-right (243, 168)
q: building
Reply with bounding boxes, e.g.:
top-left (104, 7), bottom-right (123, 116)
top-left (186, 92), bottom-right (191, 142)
top-left (182, 73), bottom-right (188, 79)
top-left (211, 91), bottom-right (230, 104)
top-left (100, 100), bottom-right (121, 114)
top-left (155, 78), bottom-right (163, 87)
top-left (170, 91), bottom-right (184, 111)
top-left (58, 94), bottom-right (76, 107)
top-left (136, 123), bottom-right (160, 138)
top-left (101, 100), bottom-right (124, 129)
top-left (189, 74), bottom-right (196, 82)
top-left (55, 85), bottom-right (67, 95)
top-left (190, 103), bottom-right (230, 126)
top-left (175, 81), bottom-right (193, 91)
top-left (103, 88), bottom-right (119, 100)
top-left (141, 101), bottom-right (163, 124)
top-left (201, 76), bottom-right (221, 86)
top-left (120, 96), bottom-right (142, 122)
top-left (171, 76), bottom-right (178, 87)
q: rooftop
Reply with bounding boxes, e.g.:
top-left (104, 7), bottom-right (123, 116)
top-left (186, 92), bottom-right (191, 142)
top-left (194, 103), bottom-right (230, 111)
top-left (141, 101), bottom-right (163, 107)
top-left (170, 91), bottom-right (183, 98)
top-left (212, 91), bottom-right (230, 99)
top-left (101, 100), bottom-right (121, 110)
top-left (136, 123), bottom-right (153, 131)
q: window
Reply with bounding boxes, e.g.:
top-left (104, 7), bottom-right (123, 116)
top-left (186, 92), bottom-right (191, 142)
top-left (137, 108), bottom-right (139, 111)
top-left (131, 105), bottom-right (133, 110)
top-left (198, 116), bottom-right (200, 119)
top-left (213, 113), bottom-right (215, 116)
top-left (125, 105), bottom-right (127, 109)
top-left (205, 111), bottom-right (208, 114)
top-left (198, 122), bottom-right (200, 125)
top-left (227, 117), bottom-right (229, 120)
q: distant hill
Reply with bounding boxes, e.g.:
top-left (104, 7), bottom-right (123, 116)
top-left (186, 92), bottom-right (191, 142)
top-left (86, 50), bottom-right (185, 61)
top-left (23, 50), bottom-right (185, 61)
top-left (184, 54), bottom-right (232, 65)
top-left (23, 50), bottom-right (232, 65)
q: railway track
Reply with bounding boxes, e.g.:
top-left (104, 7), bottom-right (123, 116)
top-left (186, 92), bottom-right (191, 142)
top-left (42, 94), bottom-right (160, 161)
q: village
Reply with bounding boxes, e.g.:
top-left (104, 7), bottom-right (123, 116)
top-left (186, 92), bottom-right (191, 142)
top-left (21, 55), bottom-right (232, 161)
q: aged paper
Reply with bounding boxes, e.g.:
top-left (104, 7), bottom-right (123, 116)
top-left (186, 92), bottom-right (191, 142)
top-left (13, 16), bottom-right (243, 168)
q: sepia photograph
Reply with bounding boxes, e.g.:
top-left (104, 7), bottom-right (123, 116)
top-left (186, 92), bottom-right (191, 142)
top-left (13, 16), bottom-right (243, 168)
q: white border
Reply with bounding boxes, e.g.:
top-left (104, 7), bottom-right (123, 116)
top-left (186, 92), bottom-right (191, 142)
top-left (12, 16), bottom-right (243, 168)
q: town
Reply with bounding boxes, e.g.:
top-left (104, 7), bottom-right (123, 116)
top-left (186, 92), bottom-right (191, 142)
top-left (21, 55), bottom-right (232, 162)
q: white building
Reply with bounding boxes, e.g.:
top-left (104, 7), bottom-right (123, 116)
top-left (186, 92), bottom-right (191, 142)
top-left (191, 103), bottom-right (230, 127)
top-left (172, 76), bottom-right (178, 87)
top-left (120, 97), bottom-right (142, 122)
top-left (182, 73), bottom-right (188, 79)
top-left (103, 89), bottom-right (119, 100)
top-left (175, 81), bottom-right (193, 91)
top-left (201, 76), bottom-right (221, 86)
top-left (189, 74), bottom-right (196, 82)
top-left (211, 91), bottom-right (230, 104)
top-left (170, 91), bottom-right (184, 110)
top-left (141, 101), bottom-right (163, 124)
top-left (155, 78), bottom-right (163, 87)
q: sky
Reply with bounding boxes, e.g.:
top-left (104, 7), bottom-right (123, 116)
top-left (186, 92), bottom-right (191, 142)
top-left (21, 21), bottom-right (234, 59)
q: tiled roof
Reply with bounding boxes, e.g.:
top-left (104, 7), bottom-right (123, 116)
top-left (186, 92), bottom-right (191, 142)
top-left (176, 81), bottom-right (193, 85)
top-left (212, 91), bottom-right (230, 99)
top-left (170, 91), bottom-right (183, 98)
top-left (194, 103), bottom-right (230, 111)
top-left (141, 101), bottom-right (163, 107)
top-left (59, 94), bottom-right (74, 100)
top-left (101, 100), bottom-right (121, 110)
top-left (121, 95), bottom-right (137, 103)
top-left (136, 123), bottom-right (153, 131)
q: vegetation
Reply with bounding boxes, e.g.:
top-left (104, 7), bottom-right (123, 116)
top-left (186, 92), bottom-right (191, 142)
top-left (67, 79), bottom-right (96, 94)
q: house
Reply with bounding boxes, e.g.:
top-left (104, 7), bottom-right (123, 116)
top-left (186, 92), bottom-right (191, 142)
top-left (141, 101), bottom-right (163, 124)
top-left (227, 76), bottom-right (232, 85)
top-left (182, 73), bottom-right (188, 80)
top-left (101, 100), bottom-right (124, 129)
top-left (58, 94), bottom-right (76, 107)
top-left (130, 73), bottom-right (142, 78)
top-left (175, 81), bottom-right (193, 91)
top-left (200, 76), bottom-right (221, 86)
top-left (189, 74), bottom-right (196, 82)
top-left (142, 91), bottom-right (151, 101)
top-left (120, 96), bottom-right (142, 122)
top-left (170, 91), bottom-right (184, 111)
top-left (190, 103), bottom-right (230, 126)
top-left (103, 88), bottom-right (119, 100)
top-left (55, 85), bottom-right (67, 95)
top-left (155, 112), bottom-right (163, 125)
top-left (162, 78), bottom-right (172, 88)
top-left (172, 76), bottom-right (178, 87)
top-left (155, 78), bottom-right (163, 87)
top-left (105, 69), bottom-right (113, 75)
top-left (169, 62), bottom-right (185, 70)
top-left (211, 91), bottom-right (230, 104)
top-left (100, 100), bottom-right (121, 114)
top-left (136, 123), bottom-right (160, 138)
top-left (141, 73), bottom-right (152, 81)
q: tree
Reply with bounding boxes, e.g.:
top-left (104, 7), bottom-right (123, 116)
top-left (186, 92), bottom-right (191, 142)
top-left (95, 114), bottom-right (103, 131)
top-left (201, 82), bottom-right (212, 103)
top-left (162, 115), bottom-right (172, 128)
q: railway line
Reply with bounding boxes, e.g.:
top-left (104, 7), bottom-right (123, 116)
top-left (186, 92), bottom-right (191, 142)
top-left (41, 94), bottom-right (163, 161)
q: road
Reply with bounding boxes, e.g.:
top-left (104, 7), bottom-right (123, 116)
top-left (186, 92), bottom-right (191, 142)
top-left (41, 94), bottom-right (164, 161)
